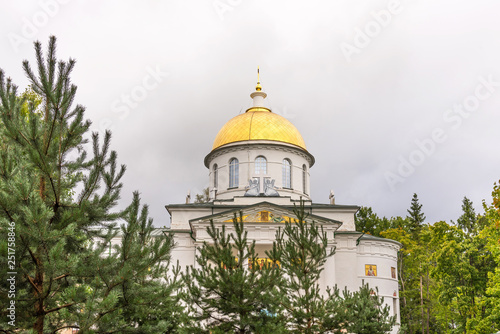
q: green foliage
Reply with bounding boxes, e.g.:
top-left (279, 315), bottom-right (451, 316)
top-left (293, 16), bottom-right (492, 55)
top-left (182, 203), bottom-right (398, 333)
top-left (341, 284), bottom-right (396, 334)
top-left (472, 181), bottom-right (500, 333)
top-left (275, 201), bottom-right (335, 333)
top-left (457, 197), bottom-right (478, 236)
top-left (194, 187), bottom-right (210, 203)
top-left (69, 192), bottom-right (185, 333)
top-left (276, 203), bottom-right (397, 333)
top-left (355, 206), bottom-right (401, 236)
top-left (19, 85), bottom-right (43, 118)
top-left (378, 193), bottom-right (500, 334)
top-left (182, 213), bottom-right (285, 333)
top-left (0, 36), bottom-right (119, 333)
top-left (0, 37), bottom-right (182, 333)
top-left (356, 206), bottom-right (381, 235)
top-left (322, 284), bottom-right (396, 334)
top-left (430, 197), bottom-right (495, 334)
top-left (407, 193), bottom-right (426, 235)
top-left (382, 226), bottom-right (425, 334)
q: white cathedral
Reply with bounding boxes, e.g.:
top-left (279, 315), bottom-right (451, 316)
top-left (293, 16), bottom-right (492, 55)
top-left (166, 77), bottom-right (401, 332)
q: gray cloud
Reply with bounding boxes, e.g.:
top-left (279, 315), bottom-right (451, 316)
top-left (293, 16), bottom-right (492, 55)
top-left (1, 0), bottom-right (499, 226)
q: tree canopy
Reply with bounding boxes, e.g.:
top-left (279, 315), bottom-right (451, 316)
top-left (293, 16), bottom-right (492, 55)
top-left (0, 36), bottom-right (182, 334)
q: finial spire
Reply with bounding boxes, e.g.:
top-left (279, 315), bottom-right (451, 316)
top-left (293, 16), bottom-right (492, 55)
top-left (256, 67), bottom-right (262, 91)
top-left (250, 67), bottom-right (267, 109)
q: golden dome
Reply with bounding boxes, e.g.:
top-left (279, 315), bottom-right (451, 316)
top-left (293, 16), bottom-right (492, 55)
top-left (212, 107), bottom-right (307, 151)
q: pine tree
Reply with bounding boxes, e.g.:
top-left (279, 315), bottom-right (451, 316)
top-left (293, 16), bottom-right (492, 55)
top-left (0, 36), bottom-right (118, 333)
top-left (182, 213), bottom-right (285, 333)
top-left (355, 206), bottom-right (392, 236)
top-left (181, 203), bottom-right (400, 333)
top-left (274, 201), bottom-right (335, 333)
top-left (457, 196), bottom-right (479, 237)
top-left (407, 193), bottom-right (426, 234)
top-left (275, 202), bottom-right (397, 333)
top-left (355, 206), bottom-right (379, 235)
top-left (0, 37), bottom-right (182, 333)
top-left (342, 283), bottom-right (396, 334)
top-left (320, 286), bottom-right (346, 332)
top-left (67, 192), bottom-right (185, 333)
top-left (116, 193), bottom-right (185, 333)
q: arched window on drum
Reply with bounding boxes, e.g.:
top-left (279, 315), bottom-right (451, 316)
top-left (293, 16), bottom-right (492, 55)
top-left (255, 156), bottom-right (267, 174)
top-left (302, 164), bottom-right (307, 194)
top-left (213, 164), bottom-right (218, 189)
top-left (282, 159), bottom-right (292, 189)
top-left (229, 158), bottom-right (239, 188)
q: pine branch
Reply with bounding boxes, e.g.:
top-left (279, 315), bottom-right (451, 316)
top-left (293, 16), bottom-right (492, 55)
top-left (50, 325), bottom-right (79, 334)
top-left (24, 273), bottom-right (42, 295)
top-left (44, 302), bottom-right (77, 315)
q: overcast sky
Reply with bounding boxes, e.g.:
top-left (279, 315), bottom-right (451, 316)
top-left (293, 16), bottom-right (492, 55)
top-left (1, 0), bottom-right (499, 227)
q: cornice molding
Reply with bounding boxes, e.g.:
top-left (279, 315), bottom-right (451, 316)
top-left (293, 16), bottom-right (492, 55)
top-left (205, 141), bottom-right (315, 168)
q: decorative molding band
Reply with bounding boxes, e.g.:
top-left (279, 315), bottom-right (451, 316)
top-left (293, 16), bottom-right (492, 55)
top-left (205, 142), bottom-right (315, 167)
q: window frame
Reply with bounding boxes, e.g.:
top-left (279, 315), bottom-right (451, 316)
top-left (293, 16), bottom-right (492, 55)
top-left (254, 156), bottom-right (267, 175)
top-left (229, 158), bottom-right (239, 188)
top-left (302, 164), bottom-right (307, 194)
top-left (282, 158), bottom-right (292, 189)
top-left (213, 163), bottom-right (218, 189)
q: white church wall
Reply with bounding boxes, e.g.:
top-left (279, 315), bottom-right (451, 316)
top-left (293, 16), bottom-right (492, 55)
top-left (228, 196), bottom-right (301, 206)
top-left (254, 244), bottom-right (273, 257)
top-left (330, 233), bottom-right (401, 333)
top-left (206, 143), bottom-right (312, 200)
top-left (162, 81), bottom-right (402, 332)
top-left (169, 207), bottom-right (213, 229)
top-left (321, 243), bottom-right (337, 293)
top-left (167, 214), bottom-right (400, 332)
top-left (357, 238), bottom-right (401, 333)
top-left (192, 222), bottom-right (286, 245)
top-left (311, 208), bottom-right (358, 231)
top-left (332, 233), bottom-right (360, 292)
top-left (170, 232), bottom-right (196, 272)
